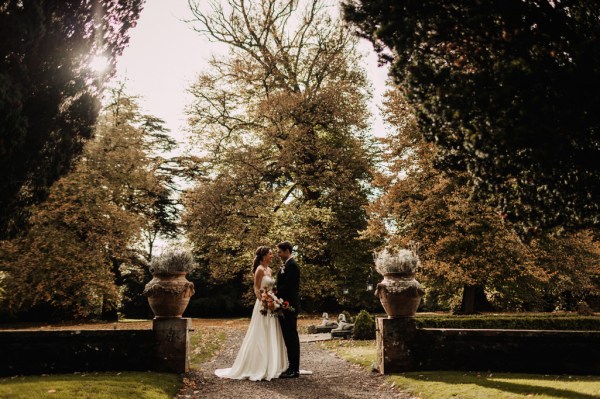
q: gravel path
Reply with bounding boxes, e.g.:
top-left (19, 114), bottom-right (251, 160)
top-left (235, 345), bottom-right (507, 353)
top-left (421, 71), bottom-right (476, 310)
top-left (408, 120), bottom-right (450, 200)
top-left (176, 329), bottom-right (415, 399)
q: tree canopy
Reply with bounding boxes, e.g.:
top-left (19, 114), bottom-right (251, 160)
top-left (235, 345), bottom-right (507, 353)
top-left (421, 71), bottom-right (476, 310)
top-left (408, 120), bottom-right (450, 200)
top-left (0, 0), bottom-right (144, 239)
top-left (0, 87), bottom-right (178, 319)
top-left (184, 0), bottom-right (380, 310)
top-left (343, 0), bottom-right (600, 237)
top-left (367, 85), bottom-right (600, 313)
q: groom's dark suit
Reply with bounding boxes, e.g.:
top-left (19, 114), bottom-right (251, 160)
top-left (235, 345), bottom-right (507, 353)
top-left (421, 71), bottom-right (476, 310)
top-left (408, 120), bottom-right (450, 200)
top-left (277, 257), bottom-right (300, 373)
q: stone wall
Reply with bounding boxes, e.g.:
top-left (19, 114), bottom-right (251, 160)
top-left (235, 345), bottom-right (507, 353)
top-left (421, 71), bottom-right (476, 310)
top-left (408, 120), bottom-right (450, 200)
top-left (376, 317), bottom-right (600, 375)
top-left (0, 318), bottom-right (191, 376)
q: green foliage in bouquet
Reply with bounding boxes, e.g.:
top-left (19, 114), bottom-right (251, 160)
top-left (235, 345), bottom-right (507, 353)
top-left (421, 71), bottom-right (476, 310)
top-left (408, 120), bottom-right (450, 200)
top-left (352, 310), bottom-right (376, 340)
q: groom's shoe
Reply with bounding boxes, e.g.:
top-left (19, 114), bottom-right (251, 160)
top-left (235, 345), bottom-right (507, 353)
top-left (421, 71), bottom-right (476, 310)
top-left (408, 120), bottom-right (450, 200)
top-left (280, 370), bottom-right (299, 378)
top-left (279, 369), bottom-right (290, 378)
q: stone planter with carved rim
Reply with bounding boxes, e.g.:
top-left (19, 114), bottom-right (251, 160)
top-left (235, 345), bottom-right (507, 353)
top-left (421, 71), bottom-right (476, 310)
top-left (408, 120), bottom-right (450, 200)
top-left (143, 272), bottom-right (195, 318)
top-left (375, 272), bottom-right (425, 318)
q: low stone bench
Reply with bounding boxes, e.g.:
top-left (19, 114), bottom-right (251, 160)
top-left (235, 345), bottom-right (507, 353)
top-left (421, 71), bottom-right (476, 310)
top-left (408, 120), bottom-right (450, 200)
top-left (331, 329), bottom-right (353, 339)
top-left (315, 325), bottom-right (337, 333)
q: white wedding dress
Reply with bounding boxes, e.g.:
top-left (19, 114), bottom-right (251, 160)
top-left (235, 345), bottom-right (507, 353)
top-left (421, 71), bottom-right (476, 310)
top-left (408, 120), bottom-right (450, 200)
top-left (215, 275), bottom-right (288, 381)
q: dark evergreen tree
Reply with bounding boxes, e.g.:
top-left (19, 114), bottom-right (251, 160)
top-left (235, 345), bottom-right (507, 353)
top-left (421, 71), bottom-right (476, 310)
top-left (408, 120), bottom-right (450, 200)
top-left (0, 86), bottom-right (180, 320)
top-left (0, 0), bottom-right (144, 238)
top-left (344, 0), bottom-right (600, 237)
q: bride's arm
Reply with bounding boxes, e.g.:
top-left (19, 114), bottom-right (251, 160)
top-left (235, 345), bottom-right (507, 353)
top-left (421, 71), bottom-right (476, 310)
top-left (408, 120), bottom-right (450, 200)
top-left (254, 266), bottom-right (264, 300)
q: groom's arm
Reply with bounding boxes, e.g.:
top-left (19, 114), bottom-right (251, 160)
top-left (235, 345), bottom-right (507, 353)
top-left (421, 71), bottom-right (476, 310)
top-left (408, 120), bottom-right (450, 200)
top-left (285, 261), bottom-right (300, 307)
top-left (288, 261), bottom-right (300, 292)
top-left (280, 262), bottom-right (298, 287)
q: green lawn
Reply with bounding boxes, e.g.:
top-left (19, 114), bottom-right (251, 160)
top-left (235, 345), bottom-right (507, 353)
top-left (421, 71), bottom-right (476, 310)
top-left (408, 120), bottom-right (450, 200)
top-left (0, 322), bottom-right (228, 399)
top-left (189, 327), bottom-right (227, 367)
top-left (320, 339), bottom-right (377, 369)
top-left (0, 372), bottom-right (180, 399)
top-left (321, 340), bottom-right (600, 399)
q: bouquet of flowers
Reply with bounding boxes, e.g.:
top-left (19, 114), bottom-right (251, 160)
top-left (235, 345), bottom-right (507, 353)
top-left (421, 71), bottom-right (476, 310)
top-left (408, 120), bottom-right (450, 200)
top-left (259, 287), bottom-right (294, 317)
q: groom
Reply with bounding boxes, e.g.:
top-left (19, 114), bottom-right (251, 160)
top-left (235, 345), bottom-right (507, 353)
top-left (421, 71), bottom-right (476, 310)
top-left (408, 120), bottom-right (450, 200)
top-left (276, 241), bottom-right (301, 378)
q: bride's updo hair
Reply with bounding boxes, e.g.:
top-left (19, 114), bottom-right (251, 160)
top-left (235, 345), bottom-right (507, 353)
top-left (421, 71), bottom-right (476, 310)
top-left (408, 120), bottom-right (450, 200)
top-left (253, 246), bottom-right (271, 273)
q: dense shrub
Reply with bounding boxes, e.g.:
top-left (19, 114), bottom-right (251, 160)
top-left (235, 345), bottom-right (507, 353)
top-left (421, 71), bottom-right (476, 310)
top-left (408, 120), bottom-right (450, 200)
top-left (352, 310), bottom-right (376, 340)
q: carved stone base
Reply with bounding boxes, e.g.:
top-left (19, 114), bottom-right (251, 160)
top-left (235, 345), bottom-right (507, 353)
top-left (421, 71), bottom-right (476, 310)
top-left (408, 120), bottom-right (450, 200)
top-left (375, 317), bottom-right (417, 374)
top-left (153, 318), bottom-right (191, 373)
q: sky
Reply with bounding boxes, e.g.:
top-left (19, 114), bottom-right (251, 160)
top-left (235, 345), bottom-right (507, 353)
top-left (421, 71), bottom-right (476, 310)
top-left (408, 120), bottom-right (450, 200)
top-left (112, 0), bottom-right (390, 142)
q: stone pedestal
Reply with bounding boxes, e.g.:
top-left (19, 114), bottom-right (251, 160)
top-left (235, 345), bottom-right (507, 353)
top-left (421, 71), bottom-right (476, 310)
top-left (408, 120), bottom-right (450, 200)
top-left (376, 317), bottom-right (417, 374)
top-left (153, 318), bottom-right (191, 373)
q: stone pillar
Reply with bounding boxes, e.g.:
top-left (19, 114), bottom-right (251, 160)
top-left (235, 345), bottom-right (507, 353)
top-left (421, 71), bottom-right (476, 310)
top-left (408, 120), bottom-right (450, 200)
top-left (153, 318), bottom-right (191, 373)
top-left (376, 317), bottom-right (418, 374)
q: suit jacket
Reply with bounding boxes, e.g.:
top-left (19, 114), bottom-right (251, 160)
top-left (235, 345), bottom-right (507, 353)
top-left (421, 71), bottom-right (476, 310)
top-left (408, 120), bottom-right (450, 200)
top-left (277, 257), bottom-right (300, 310)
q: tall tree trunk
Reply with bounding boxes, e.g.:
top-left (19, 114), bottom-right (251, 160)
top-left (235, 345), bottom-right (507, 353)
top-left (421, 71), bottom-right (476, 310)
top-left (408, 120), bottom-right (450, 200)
top-left (101, 296), bottom-right (118, 321)
top-left (461, 285), bottom-right (477, 314)
top-left (101, 255), bottom-right (123, 321)
top-left (460, 285), bottom-right (494, 314)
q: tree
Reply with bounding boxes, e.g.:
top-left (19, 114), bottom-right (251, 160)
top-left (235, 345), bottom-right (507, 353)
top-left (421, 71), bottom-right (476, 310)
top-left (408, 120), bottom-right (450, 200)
top-left (0, 155), bottom-right (141, 319)
top-left (87, 86), bottom-right (181, 318)
top-left (0, 0), bottom-right (144, 239)
top-left (184, 0), bottom-right (379, 310)
top-left (369, 87), bottom-right (528, 313)
top-left (344, 1), bottom-right (600, 236)
top-left (368, 86), bottom-right (600, 313)
top-left (0, 87), bottom-right (179, 319)
top-left (100, 87), bottom-right (181, 261)
top-left (525, 232), bottom-right (600, 311)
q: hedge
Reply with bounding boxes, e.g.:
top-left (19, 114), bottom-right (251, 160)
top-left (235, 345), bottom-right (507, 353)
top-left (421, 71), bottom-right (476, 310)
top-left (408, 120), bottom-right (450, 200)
top-left (414, 314), bottom-right (600, 330)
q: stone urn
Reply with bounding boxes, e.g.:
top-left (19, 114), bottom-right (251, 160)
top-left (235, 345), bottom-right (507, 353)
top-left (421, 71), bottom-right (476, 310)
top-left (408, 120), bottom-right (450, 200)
top-left (144, 272), bottom-right (195, 318)
top-left (143, 249), bottom-right (197, 318)
top-left (375, 272), bottom-right (425, 318)
top-left (374, 247), bottom-right (425, 318)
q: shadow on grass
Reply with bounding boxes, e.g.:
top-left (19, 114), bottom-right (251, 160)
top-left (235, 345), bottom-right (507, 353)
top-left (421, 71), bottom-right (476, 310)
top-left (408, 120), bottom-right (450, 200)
top-left (0, 372), bottom-right (180, 399)
top-left (479, 379), bottom-right (599, 399)
top-left (313, 338), bottom-right (600, 399)
top-left (400, 372), bottom-right (600, 399)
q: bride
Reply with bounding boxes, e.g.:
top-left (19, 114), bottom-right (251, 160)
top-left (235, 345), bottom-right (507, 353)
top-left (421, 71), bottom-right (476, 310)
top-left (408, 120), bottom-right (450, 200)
top-left (215, 246), bottom-right (288, 381)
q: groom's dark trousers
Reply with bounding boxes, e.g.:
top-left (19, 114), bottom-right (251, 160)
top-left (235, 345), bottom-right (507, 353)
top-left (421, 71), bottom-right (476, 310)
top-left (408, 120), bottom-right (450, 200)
top-left (277, 257), bottom-right (301, 372)
top-left (280, 309), bottom-right (300, 372)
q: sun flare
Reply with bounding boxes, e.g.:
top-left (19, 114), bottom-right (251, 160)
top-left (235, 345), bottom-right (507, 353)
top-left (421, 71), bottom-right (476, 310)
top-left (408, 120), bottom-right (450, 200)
top-left (89, 55), bottom-right (110, 74)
